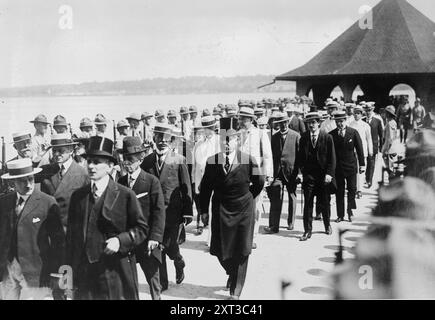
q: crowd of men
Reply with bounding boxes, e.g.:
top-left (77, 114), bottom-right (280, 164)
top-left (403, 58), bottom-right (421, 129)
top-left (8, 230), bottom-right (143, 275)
top-left (1, 94), bottom-right (434, 300)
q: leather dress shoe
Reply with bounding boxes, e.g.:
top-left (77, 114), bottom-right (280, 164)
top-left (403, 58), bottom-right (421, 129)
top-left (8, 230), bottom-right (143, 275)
top-left (335, 217), bottom-right (344, 223)
top-left (287, 224), bottom-right (294, 231)
top-left (347, 209), bottom-right (353, 222)
top-left (175, 259), bottom-right (186, 284)
top-left (226, 276), bottom-right (232, 289)
top-left (229, 295), bottom-right (240, 300)
top-left (161, 284), bottom-right (168, 292)
top-left (314, 215), bottom-right (322, 221)
top-left (300, 232), bottom-right (312, 241)
top-left (264, 226), bottom-right (279, 234)
top-left (325, 226), bottom-right (332, 235)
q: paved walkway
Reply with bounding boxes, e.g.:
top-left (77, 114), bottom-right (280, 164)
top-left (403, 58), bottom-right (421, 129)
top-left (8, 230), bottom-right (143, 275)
top-left (138, 161), bottom-right (382, 300)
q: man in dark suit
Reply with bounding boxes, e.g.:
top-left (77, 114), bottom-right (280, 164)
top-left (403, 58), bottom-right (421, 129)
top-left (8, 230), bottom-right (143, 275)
top-left (141, 124), bottom-right (193, 291)
top-left (35, 134), bottom-right (89, 230)
top-left (66, 136), bottom-right (148, 300)
top-left (264, 113), bottom-right (300, 233)
top-left (364, 104), bottom-right (383, 188)
top-left (330, 111), bottom-right (365, 223)
top-left (118, 137), bottom-right (165, 300)
top-left (286, 105), bottom-right (306, 134)
top-left (0, 158), bottom-right (65, 299)
top-left (298, 112), bottom-right (336, 241)
top-left (200, 117), bottom-right (265, 300)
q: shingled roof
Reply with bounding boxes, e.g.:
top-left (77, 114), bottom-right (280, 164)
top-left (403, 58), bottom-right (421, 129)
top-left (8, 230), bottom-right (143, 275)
top-left (276, 0), bottom-right (435, 80)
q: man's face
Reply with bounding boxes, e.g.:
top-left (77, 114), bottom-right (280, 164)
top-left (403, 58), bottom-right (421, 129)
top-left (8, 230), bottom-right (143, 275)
top-left (143, 118), bottom-right (152, 126)
top-left (308, 120), bottom-right (320, 133)
top-left (328, 107), bottom-right (337, 116)
top-left (168, 116), bottom-right (177, 124)
top-left (204, 128), bottom-right (215, 138)
top-left (278, 121), bottom-right (289, 133)
top-left (238, 116), bottom-right (252, 129)
top-left (117, 127), bottom-right (129, 135)
top-left (354, 111), bottom-right (363, 121)
top-left (259, 124), bottom-right (267, 130)
top-left (128, 120), bottom-right (140, 129)
top-left (54, 125), bottom-right (68, 134)
top-left (194, 130), bottom-right (205, 143)
top-left (220, 134), bottom-right (239, 154)
top-left (346, 108), bottom-right (354, 116)
top-left (156, 116), bottom-right (165, 123)
top-left (13, 175), bottom-right (35, 196)
top-left (154, 132), bottom-right (172, 153)
top-left (52, 145), bottom-right (73, 164)
top-left (96, 124), bottom-right (106, 133)
top-left (81, 126), bottom-right (93, 133)
top-left (336, 119), bottom-right (346, 130)
top-left (366, 109), bottom-right (373, 118)
top-left (181, 114), bottom-right (189, 121)
top-left (123, 153), bottom-right (143, 174)
top-left (190, 112), bottom-right (197, 119)
top-left (14, 139), bottom-right (33, 158)
top-left (34, 123), bottom-right (47, 135)
top-left (87, 156), bottom-right (113, 181)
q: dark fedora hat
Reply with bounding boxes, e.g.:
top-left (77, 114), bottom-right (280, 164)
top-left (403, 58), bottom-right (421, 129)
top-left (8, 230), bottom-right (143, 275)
top-left (83, 136), bottom-right (116, 163)
top-left (121, 136), bottom-right (148, 155)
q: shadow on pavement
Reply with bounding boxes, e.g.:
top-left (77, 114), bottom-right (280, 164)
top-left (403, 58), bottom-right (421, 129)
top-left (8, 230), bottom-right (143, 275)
top-left (139, 282), bottom-right (229, 300)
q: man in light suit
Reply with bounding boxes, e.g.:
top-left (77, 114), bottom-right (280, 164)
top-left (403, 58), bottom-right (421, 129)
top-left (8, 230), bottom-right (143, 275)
top-left (286, 105), bottom-right (306, 135)
top-left (118, 137), bottom-right (165, 300)
top-left (66, 136), bottom-right (148, 300)
top-left (35, 134), bottom-right (89, 230)
top-left (364, 104), bottom-right (384, 188)
top-left (265, 113), bottom-right (300, 233)
top-left (0, 158), bottom-right (65, 300)
top-left (141, 124), bottom-right (193, 291)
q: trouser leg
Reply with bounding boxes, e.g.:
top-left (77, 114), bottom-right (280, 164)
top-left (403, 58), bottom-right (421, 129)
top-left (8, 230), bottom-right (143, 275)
top-left (335, 173), bottom-right (345, 219)
top-left (267, 181), bottom-right (283, 230)
top-left (159, 253), bottom-right (168, 289)
top-left (139, 255), bottom-right (162, 300)
top-left (230, 256), bottom-right (249, 298)
top-left (319, 185), bottom-right (331, 229)
top-left (302, 176), bottom-right (316, 233)
top-left (347, 174), bottom-right (357, 211)
top-left (286, 183), bottom-right (297, 227)
top-left (253, 195), bottom-right (262, 240)
top-left (366, 154), bottom-right (376, 185)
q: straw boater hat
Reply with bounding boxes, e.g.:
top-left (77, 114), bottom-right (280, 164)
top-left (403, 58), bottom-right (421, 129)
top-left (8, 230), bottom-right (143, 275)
top-left (152, 123), bottom-right (173, 136)
top-left (345, 103), bottom-right (356, 109)
top-left (332, 110), bottom-right (347, 121)
top-left (1, 158), bottom-right (42, 180)
top-left (80, 117), bottom-right (94, 128)
top-left (304, 112), bottom-right (321, 122)
top-left (238, 106), bottom-right (256, 118)
top-left (226, 105), bottom-right (238, 116)
top-left (364, 102), bottom-right (376, 110)
top-left (120, 136), bottom-right (149, 155)
top-left (12, 132), bottom-right (32, 144)
top-left (94, 114), bottom-right (108, 125)
top-left (254, 107), bottom-right (264, 116)
top-left (326, 101), bottom-right (339, 109)
top-left (201, 116), bottom-right (217, 128)
top-left (273, 112), bottom-right (290, 124)
top-left (126, 113), bottom-right (141, 122)
top-left (141, 112), bottom-right (153, 120)
top-left (385, 105), bottom-right (396, 117)
top-left (117, 119), bottom-right (130, 129)
top-left (53, 115), bottom-right (68, 127)
top-left (213, 106), bottom-right (222, 116)
top-left (50, 133), bottom-right (78, 148)
top-left (257, 116), bottom-right (269, 126)
top-left (83, 136), bottom-right (116, 163)
top-left (353, 105), bottom-right (364, 113)
top-left (30, 114), bottom-right (50, 125)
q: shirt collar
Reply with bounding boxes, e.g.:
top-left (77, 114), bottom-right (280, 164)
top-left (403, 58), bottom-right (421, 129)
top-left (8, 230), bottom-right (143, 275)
top-left (60, 157), bottom-right (73, 172)
top-left (91, 175), bottom-right (110, 197)
top-left (129, 167), bottom-right (141, 181)
top-left (16, 192), bottom-right (31, 204)
top-left (311, 129), bottom-right (320, 137)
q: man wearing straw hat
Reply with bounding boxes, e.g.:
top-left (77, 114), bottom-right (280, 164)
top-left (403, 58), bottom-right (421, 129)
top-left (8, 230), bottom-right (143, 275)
top-left (30, 114), bottom-right (51, 166)
top-left (264, 112), bottom-right (300, 233)
top-left (286, 104), bottom-right (306, 135)
top-left (0, 158), bottom-right (65, 300)
top-left (189, 105), bottom-right (202, 127)
top-left (36, 133), bottom-right (89, 230)
top-left (66, 136), bottom-right (148, 300)
top-left (94, 114), bottom-right (109, 138)
top-left (238, 106), bottom-right (272, 248)
top-left (320, 101), bottom-right (339, 133)
top-left (78, 117), bottom-right (94, 138)
top-left (298, 112), bottom-right (336, 241)
top-left (118, 136), bottom-right (165, 300)
top-left (126, 113), bottom-right (143, 141)
top-left (141, 124), bottom-right (192, 290)
top-left (199, 117), bottom-right (264, 300)
top-left (9, 132), bottom-right (39, 166)
top-left (141, 112), bottom-right (154, 145)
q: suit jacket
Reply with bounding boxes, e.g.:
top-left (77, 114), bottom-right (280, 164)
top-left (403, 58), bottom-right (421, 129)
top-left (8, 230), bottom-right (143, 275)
top-left (271, 129), bottom-right (300, 183)
top-left (298, 130), bottom-right (336, 177)
top-left (37, 160), bottom-right (90, 228)
top-left (66, 179), bottom-right (148, 284)
top-left (141, 151), bottom-right (193, 229)
top-left (330, 127), bottom-right (365, 177)
top-left (199, 151), bottom-right (265, 260)
top-left (0, 190), bottom-right (65, 288)
top-left (288, 116), bottom-right (306, 134)
top-left (118, 170), bottom-right (165, 244)
top-left (365, 117), bottom-right (383, 153)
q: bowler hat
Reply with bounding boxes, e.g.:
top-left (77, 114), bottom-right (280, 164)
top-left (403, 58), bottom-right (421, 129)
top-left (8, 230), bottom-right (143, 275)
top-left (30, 114), bottom-right (50, 125)
top-left (51, 133), bottom-right (78, 148)
top-left (83, 136), bottom-right (116, 163)
top-left (1, 158), bottom-right (42, 180)
top-left (53, 115), bottom-right (68, 127)
top-left (121, 136), bottom-right (148, 155)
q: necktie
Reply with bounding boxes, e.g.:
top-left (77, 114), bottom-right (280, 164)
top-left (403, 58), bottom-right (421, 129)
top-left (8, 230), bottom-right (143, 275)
top-left (92, 183), bottom-right (99, 201)
top-left (158, 155), bottom-right (163, 167)
top-left (339, 129), bottom-right (344, 137)
top-left (16, 197), bottom-right (25, 216)
top-left (129, 175), bottom-right (135, 188)
top-left (59, 164), bottom-right (65, 179)
top-left (312, 135), bottom-right (317, 147)
top-left (224, 154), bottom-right (230, 173)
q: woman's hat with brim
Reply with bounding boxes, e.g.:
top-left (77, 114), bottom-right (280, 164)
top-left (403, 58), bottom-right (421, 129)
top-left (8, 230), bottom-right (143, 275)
top-left (83, 136), bottom-right (116, 163)
top-left (30, 114), bottom-right (50, 125)
top-left (304, 112), bottom-right (321, 122)
top-left (219, 117), bottom-right (241, 136)
top-left (1, 158), bottom-right (42, 180)
top-left (201, 116), bottom-right (217, 128)
top-left (385, 105), bottom-right (396, 117)
top-left (51, 133), bottom-right (78, 148)
top-left (273, 112), bottom-right (290, 124)
top-left (238, 106), bottom-right (256, 118)
top-left (121, 136), bottom-right (149, 155)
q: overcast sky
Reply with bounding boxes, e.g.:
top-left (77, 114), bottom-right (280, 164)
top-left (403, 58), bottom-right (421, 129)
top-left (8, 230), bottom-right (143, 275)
top-left (0, 0), bottom-right (433, 87)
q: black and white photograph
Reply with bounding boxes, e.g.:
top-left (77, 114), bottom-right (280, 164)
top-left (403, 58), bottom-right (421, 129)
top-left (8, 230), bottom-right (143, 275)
top-left (1, 0), bottom-right (435, 307)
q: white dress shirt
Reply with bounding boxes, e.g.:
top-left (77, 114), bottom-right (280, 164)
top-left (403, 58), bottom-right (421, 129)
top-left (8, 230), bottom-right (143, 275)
top-left (91, 175), bottom-right (110, 198)
top-left (60, 157), bottom-right (73, 175)
top-left (128, 167), bottom-right (141, 188)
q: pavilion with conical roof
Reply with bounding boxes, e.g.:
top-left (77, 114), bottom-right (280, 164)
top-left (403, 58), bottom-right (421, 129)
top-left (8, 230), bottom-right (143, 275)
top-left (275, 0), bottom-right (435, 109)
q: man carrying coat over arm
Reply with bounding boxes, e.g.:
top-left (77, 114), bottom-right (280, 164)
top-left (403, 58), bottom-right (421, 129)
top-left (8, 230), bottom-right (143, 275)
top-left (199, 117), bottom-right (265, 300)
top-left (66, 136), bottom-right (148, 300)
